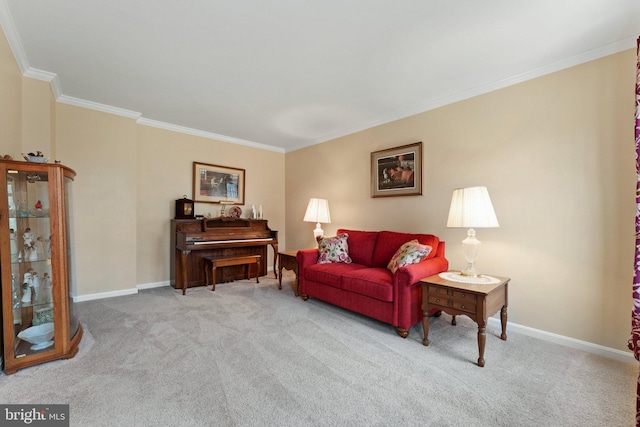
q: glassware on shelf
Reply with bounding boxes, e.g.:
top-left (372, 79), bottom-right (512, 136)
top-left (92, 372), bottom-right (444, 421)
top-left (17, 323), bottom-right (54, 350)
top-left (9, 228), bottom-right (18, 262)
top-left (16, 200), bottom-right (29, 218)
top-left (20, 282), bottom-right (31, 305)
top-left (11, 274), bottom-right (20, 309)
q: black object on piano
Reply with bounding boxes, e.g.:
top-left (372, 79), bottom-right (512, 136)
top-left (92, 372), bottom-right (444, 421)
top-left (175, 196), bottom-right (195, 219)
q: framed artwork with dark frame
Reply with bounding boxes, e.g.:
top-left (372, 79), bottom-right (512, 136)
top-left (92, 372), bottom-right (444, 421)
top-left (193, 162), bottom-right (245, 204)
top-left (371, 142), bottom-right (422, 198)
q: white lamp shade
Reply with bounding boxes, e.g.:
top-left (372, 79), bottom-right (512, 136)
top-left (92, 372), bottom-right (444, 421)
top-left (303, 198), bottom-right (331, 224)
top-left (447, 186), bottom-right (499, 228)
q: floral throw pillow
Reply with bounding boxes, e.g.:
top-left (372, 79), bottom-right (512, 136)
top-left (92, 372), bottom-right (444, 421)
top-left (316, 233), bottom-right (352, 264)
top-left (387, 239), bottom-right (432, 274)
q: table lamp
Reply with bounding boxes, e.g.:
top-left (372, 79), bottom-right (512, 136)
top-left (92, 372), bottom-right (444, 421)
top-left (303, 198), bottom-right (331, 239)
top-left (446, 186), bottom-right (499, 277)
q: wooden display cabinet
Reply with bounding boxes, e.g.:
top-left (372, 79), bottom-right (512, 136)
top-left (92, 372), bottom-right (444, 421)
top-left (0, 159), bottom-right (82, 374)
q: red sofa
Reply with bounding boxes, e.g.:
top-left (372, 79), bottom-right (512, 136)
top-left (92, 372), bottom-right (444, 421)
top-left (297, 229), bottom-right (448, 337)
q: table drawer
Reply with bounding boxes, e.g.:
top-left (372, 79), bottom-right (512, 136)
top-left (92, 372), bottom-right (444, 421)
top-left (428, 285), bottom-right (448, 296)
top-left (451, 290), bottom-right (476, 302)
top-left (428, 295), bottom-right (449, 307)
top-left (452, 300), bottom-right (476, 314)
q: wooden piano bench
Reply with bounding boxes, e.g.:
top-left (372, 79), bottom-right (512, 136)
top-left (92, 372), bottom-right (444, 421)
top-left (198, 255), bottom-right (261, 294)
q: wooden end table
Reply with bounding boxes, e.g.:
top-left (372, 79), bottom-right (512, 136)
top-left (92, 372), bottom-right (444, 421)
top-left (420, 273), bottom-right (510, 367)
top-left (277, 250), bottom-right (299, 296)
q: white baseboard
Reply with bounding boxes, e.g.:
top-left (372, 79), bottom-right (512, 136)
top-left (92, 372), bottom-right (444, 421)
top-left (137, 280), bottom-right (170, 290)
top-left (72, 280), bottom-right (171, 302)
top-left (73, 288), bottom-right (138, 302)
top-left (487, 317), bottom-right (634, 363)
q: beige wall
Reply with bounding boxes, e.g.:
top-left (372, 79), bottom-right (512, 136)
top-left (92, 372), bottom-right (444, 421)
top-left (0, 25), bottom-right (21, 157)
top-left (22, 78), bottom-right (53, 156)
top-left (56, 104), bottom-right (139, 295)
top-left (285, 49), bottom-right (636, 352)
top-left (136, 125), bottom-right (285, 286)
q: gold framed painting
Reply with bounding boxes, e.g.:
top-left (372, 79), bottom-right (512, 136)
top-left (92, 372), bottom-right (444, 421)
top-left (193, 162), bottom-right (245, 204)
top-left (371, 142), bottom-right (422, 198)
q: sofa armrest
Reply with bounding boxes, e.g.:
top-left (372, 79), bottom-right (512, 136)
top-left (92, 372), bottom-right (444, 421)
top-left (297, 248), bottom-right (319, 270)
top-left (395, 256), bottom-right (449, 288)
top-left (297, 248), bottom-right (318, 296)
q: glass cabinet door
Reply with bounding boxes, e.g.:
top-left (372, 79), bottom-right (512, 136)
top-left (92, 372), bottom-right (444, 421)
top-left (64, 174), bottom-right (80, 340)
top-left (7, 168), bottom-right (55, 357)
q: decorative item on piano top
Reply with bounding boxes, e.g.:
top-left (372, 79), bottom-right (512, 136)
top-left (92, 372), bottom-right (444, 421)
top-left (219, 200), bottom-right (234, 216)
top-left (229, 206), bottom-right (242, 219)
top-left (175, 196), bottom-right (195, 219)
top-left (250, 204), bottom-right (263, 219)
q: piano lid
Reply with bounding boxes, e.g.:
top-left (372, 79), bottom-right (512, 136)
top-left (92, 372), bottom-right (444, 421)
top-left (204, 217), bottom-right (252, 229)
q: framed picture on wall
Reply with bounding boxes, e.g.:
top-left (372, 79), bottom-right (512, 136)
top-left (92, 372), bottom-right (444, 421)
top-left (193, 162), bottom-right (245, 204)
top-left (371, 142), bottom-right (422, 198)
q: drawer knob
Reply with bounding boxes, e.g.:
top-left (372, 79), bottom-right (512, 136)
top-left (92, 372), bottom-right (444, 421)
top-left (461, 305), bottom-right (465, 309)
top-left (435, 299), bottom-right (440, 303)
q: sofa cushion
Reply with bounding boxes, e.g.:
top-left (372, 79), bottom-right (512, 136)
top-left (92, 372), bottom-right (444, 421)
top-left (304, 263), bottom-right (367, 289)
top-left (342, 268), bottom-right (394, 302)
top-left (387, 239), bottom-right (432, 274)
top-left (316, 233), bottom-right (352, 264)
top-left (372, 231), bottom-right (440, 268)
top-left (337, 229), bottom-right (378, 267)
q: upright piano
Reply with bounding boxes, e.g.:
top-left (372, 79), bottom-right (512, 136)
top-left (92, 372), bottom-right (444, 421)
top-left (171, 217), bottom-right (278, 290)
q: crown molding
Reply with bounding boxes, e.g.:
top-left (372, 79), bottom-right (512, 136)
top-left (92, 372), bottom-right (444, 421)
top-left (22, 67), bottom-right (62, 98)
top-left (289, 35), bottom-right (638, 152)
top-left (57, 95), bottom-right (141, 119)
top-left (136, 118), bottom-right (284, 153)
top-left (0, 0), bottom-right (28, 73)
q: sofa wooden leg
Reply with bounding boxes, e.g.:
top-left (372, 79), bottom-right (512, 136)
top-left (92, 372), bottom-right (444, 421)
top-left (300, 294), bottom-right (309, 301)
top-left (396, 328), bottom-right (409, 338)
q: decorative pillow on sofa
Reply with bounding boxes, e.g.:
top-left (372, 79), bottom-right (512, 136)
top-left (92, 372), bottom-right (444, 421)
top-left (387, 239), bottom-right (432, 273)
top-left (316, 233), bottom-right (353, 264)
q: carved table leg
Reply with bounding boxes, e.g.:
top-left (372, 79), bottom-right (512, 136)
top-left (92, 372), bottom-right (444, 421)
top-left (477, 323), bottom-right (487, 367)
top-left (256, 260), bottom-right (260, 283)
top-left (451, 315), bottom-right (457, 326)
top-left (278, 264), bottom-right (283, 290)
top-left (422, 311), bottom-right (430, 346)
top-left (211, 266), bottom-right (217, 291)
top-left (500, 305), bottom-right (508, 340)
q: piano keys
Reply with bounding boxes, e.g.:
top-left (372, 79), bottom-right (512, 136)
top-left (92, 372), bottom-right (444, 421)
top-left (170, 217), bottom-right (278, 291)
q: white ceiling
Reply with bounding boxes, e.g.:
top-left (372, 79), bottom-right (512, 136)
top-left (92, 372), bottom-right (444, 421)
top-left (1, 1), bottom-right (639, 153)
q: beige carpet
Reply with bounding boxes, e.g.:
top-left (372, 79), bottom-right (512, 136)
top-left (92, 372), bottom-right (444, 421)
top-left (0, 273), bottom-right (636, 426)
